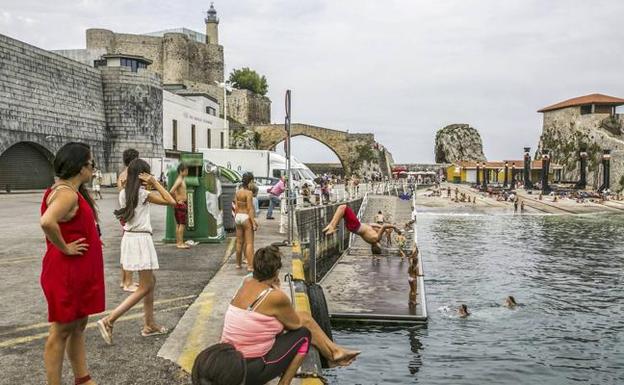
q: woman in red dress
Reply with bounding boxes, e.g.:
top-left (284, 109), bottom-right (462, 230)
top-left (40, 142), bottom-right (105, 385)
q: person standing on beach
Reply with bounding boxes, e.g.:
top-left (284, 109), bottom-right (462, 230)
top-left (40, 142), bottom-right (104, 385)
top-left (98, 159), bottom-right (176, 344)
top-left (169, 163), bottom-right (190, 249)
top-left (117, 148), bottom-right (139, 292)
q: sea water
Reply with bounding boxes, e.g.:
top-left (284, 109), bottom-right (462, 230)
top-left (325, 213), bottom-right (624, 384)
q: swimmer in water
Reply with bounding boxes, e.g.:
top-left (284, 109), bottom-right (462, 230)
top-left (458, 304), bottom-right (470, 318)
top-left (504, 295), bottom-right (517, 308)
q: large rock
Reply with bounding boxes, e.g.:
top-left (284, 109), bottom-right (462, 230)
top-left (435, 124), bottom-right (486, 164)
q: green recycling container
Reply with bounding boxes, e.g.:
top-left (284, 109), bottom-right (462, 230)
top-left (164, 152), bottom-right (225, 243)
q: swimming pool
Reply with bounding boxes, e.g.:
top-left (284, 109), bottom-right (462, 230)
top-left (324, 212), bottom-right (624, 384)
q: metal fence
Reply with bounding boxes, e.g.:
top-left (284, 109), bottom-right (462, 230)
top-left (295, 199), bottom-right (363, 282)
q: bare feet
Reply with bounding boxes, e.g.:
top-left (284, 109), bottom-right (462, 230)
top-left (236, 264), bottom-right (243, 269)
top-left (330, 348), bottom-right (361, 367)
top-left (322, 224), bottom-right (337, 235)
top-left (176, 244), bottom-right (190, 249)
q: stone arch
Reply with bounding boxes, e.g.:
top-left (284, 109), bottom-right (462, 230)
top-left (0, 141), bottom-right (55, 190)
top-left (252, 124), bottom-right (357, 175)
top-left (272, 133), bottom-right (348, 172)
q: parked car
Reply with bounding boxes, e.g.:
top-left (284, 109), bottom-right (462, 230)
top-left (255, 177), bottom-right (279, 207)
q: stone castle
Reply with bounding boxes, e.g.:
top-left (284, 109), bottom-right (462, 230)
top-left (536, 93), bottom-right (624, 190)
top-left (0, 4), bottom-right (270, 189)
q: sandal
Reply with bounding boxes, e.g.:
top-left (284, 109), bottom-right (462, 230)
top-left (75, 374), bottom-right (92, 385)
top-left (123, 283), bottom-right (139, 293)
top-left (141, 325), bottom-right (169, 337)
top-left (97, 318), bottom-right (113, 345)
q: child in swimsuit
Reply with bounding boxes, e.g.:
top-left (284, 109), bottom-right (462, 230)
top-left (407, 245), bottom-right (419, 306)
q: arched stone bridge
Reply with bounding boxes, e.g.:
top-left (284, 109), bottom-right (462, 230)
top-left (251, 123), bottom-right (393, 177)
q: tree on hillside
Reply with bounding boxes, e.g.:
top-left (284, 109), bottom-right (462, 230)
top-left (228, 67), bottom-right (268, 96)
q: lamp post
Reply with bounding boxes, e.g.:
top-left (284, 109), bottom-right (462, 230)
top-left (214, 80), bottom-right (232, 132)
top-left (599, 149), bottom-right (611, 192)
top-left (503, 162), bottom-right (509, 188)
top-left (541, 149), bottom-right (551, 193)
top-left (476, 162), bottom-right (481, 187)
top-left (523, 147), bottom-right (533, 189)
top-left (511, 164), bottom-right (516, 189)
top-left (482, 163), bottom-right (488, 190)
top-left (576, 148), bottom-right (588, 190)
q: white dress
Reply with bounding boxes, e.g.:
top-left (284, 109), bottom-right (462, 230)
top-left (119, 188), bottom-right (159, 271)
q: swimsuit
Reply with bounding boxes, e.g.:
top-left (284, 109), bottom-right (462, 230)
top-left (174, 202), bottom-right (188, 225)
top-left (343, 206), bottom-right (361, 233)
top-left (235, 213), bottom-right (250, 226)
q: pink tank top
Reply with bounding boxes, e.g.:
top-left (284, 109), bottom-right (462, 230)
top-left (221, 288), bottom-right (284, 358)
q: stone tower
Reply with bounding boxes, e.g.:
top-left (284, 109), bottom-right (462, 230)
top-left (205, 3), bottom-right (219, 45)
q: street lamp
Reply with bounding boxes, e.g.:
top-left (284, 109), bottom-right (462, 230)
top-left (214, 80), bottom-right (233, 131)
top-left (503, 162), bottom-right (509, 188)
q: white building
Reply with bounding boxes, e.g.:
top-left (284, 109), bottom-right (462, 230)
top-left (148, 90), bottom-right (228, 175)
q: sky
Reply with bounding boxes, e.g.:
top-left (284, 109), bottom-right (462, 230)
top-left (2, 0), bottom-right (624, 163)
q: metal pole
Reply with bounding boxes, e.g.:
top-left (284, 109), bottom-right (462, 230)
top-left (285, 90), bottom-right (293, 244)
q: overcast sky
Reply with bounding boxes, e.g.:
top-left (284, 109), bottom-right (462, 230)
top-left (2, 0), bottom-right (624, 163)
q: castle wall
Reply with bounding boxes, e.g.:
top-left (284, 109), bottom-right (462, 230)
top-left (100, 66), bottom-right (164, 172)
top-left (86, 29), bottom-right (224, 89)
top-left (228, 89), bottom-right (271, 125)
top-left (537, 106), bottom-right (624, 189)
top-left (0, 33), bottom-right (108, 167)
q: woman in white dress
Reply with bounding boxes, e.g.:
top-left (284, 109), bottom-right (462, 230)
top-left (97, 159), bottom-right (176, 343)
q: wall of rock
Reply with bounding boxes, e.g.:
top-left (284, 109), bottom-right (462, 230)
top-left (536, 107), bottom-right (624, 190)
top-left (435, 124), bottom-right (487, 164)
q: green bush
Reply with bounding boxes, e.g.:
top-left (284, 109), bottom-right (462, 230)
top-left (228, 67), bottom-right (268, 96)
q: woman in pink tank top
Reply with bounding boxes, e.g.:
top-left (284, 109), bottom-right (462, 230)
top-left (194, 246), bottom-right (360, 385)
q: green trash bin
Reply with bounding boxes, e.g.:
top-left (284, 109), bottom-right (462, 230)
top-left (164, 153), bottom-right (225, 243)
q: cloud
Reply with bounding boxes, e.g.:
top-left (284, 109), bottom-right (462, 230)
top-left (1, 0), bottom-right (623, 163)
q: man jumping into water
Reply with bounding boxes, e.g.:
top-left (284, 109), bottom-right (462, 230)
top-left (322, 204), bottom-right (400, 255)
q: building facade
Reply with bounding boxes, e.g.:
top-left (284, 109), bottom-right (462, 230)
top-left (536, 93), bottom-right (624, 190)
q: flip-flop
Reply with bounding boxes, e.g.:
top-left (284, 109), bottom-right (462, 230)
top-left (97, 319), bottom-right (113, 345)
top-left (123, 284), bottom-right (138, 293)
top-left (141, 326), bottom-right (169, 337)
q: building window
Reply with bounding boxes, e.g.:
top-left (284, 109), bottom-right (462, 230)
top-left (580, 105), bottom-right (592, 115)
top-left (207, 129), bottom-right (211, 148)
top-left (205, 106), bottom-right (216, 116)
top-left (172, 119), bottom-right (178, 150)
top-left (220, 132), bottom-right (225, 149)
top-left (120, 57), bottom-right (147, 72)
top-left (191, 124), bottom-right (196, 153)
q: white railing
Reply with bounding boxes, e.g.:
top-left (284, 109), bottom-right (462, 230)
top-left (411, 192), bottom-right (428, 319)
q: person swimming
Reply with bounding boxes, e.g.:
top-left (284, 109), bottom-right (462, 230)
top-left (504, 296), bottom-right (517, 308)
top-left (458, 304), bottom-right (470, 318)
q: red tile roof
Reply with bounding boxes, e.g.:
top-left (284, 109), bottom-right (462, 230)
top-left (538, 93), bottom-right (624, 113)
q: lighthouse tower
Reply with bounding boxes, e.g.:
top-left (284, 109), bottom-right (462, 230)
top-left (205, 2), bottom-right (219, 44)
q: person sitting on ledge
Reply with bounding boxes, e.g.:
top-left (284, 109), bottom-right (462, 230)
top-left (323, 204), bottom-right (400, 255)
top-left (217, 246), bottom-right (359, 385)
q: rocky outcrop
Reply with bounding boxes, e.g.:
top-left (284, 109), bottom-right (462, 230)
top-left (435, 124), bottom-right (486, 164)
top-left (536, 108), bottom-right (624, 190)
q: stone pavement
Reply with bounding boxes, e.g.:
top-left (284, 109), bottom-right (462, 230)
top-left (0, 188), bottom-right (234, 385)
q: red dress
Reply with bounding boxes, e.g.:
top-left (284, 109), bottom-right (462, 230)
top-left (40, 189), bottom-right (105, 323)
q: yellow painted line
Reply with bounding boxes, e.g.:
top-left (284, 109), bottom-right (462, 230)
top-left (294, 292), bottom-right (311, 313)
top-left (292, 259), bottom-right (305, 281)
top-left (0, 294), bottom-right (197, 337)
top-left (222, 237), bottom-right (236, 264)
top-left (177, 292), bottom-right (214, 372)
top-left (0, 304), bottom-right (189, 349)
top-left (299, 378), bottom-right (324, 385)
